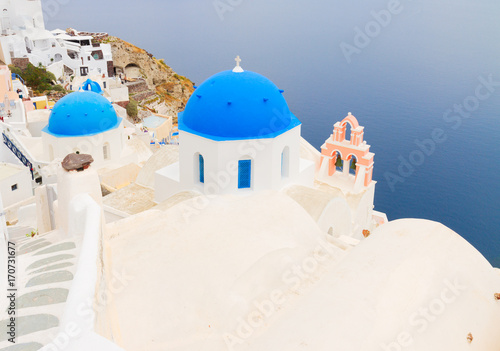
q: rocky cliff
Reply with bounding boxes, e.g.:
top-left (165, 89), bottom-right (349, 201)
top-left (103, 36), bottom-right (194, 121)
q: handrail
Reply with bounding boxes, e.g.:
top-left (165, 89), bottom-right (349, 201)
top-left (2, 132), bottom-right (34, 179)
top-left (11, 73), bottom-right (25, 85)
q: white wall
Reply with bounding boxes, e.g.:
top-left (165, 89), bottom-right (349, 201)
top-left (317, 197), bottom-right (352, 238)
top-left (27, 110), bottom-right (50, 137)
top-left (0, 192), bottom-right (7, 311)
top-left (155, 126), bottom-right (312, 202)
top-left (155, 162), bottom-right (180, 203)
top-left (0, 165), bottom-right (32, 207)
top-left (0, 0), bottom-right (44, 32)
top-left (180, 127), bottom-right (302, 194)
top-left (1, 99), bottom-right (27, 128)
top-left (351, 183), bottom-right (376, 239)
top-left (107, 86), bottom-right (129, 103)
top-left (14, 0), bottom-right (45, 30)
top-left (0, 137), bottom-right (24, 165)
top-left (55, 165), bottom-right (102, 236)
top-left (42, 124), bottom-right (124, 167)
top-left (41, 168), bottom-right (126, 350)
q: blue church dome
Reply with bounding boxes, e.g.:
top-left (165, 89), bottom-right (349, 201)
top-left (179, 70), bottom-right (301, 140)
top-left (44, 91), bottom-right (121, 137)
top-left (80, 79), bottom-right (103, 94)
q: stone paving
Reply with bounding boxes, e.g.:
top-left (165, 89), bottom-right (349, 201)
top-left (0, 230), bottom-right (80, 351)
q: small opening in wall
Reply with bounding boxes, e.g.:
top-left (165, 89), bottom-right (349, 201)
top-left (344, 122), bottom-right (352, 142)
top-left (103, 143), bottom-right (110, 160)
top-left (199, 154), bottom-right (205, 183)
top-left (335, 154), bottom-right (343, 172)
top-left (11, 184), bottom-right (17, 191)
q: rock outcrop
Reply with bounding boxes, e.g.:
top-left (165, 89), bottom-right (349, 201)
top-left (62, 153), bottom-right (94, 172)
top-left (105, 36), bottom-right (195, 121)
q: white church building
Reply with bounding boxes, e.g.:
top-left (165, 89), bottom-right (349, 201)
top-left (155, 60), bottom-right (315, 202)
top-left (155, 59), bottom-right (381, 240)
top-left (41, 88), bottom-right (124, 165)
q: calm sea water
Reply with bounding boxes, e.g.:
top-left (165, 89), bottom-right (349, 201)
top-left (47, 0), bottom-right (500, 266)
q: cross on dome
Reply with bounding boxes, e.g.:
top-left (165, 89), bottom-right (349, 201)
top-left (233, 56), bottom-right (244, 73)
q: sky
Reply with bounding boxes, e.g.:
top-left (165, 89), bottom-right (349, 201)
top-left (41, 0), bottom-right (500, 84)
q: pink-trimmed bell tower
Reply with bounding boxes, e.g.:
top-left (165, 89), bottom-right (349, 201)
top-left (316, 112), bottom-right (380, 239)
top-left (319, 113), bottom-right (374, 191)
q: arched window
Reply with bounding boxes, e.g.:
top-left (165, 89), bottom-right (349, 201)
top-left (281, 146), bottom-right (290, 178)
top-left (334, 152), bottom-right (343, 172)
top-left (199, 154), bottom-right (205, 183)
top-left (1, 9), bottom-right (10, 34)
top-left (344, 122), bottom-right (352, 142)
top-left (103, 143), bottom-right (110, 160)
top-left (238, 159), bottom-right (252, 189)
top-left (348, 155), bottom-right (357, 175)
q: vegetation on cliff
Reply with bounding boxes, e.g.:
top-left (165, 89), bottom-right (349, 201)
top-left (126, 98), bottom-right (139, 120)
top-left (9, 63), bottom-right (66, 95)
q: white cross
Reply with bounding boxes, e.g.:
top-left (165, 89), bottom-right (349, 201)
top-left (233, 56), bottom-right (244, 73)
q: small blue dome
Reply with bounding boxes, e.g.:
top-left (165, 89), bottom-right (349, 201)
top-left (179, 70), bottom-right (300, 140)
top-left (80, 79), bottom-right (103, 94)
top-left (44, 91), bottom-right (121, 137)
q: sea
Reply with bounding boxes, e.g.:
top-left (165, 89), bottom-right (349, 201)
top-left (46, 0), bottom-right (500, 266)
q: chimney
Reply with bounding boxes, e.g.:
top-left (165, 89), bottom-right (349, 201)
top-left (55, 153), bottom-right (102, 236)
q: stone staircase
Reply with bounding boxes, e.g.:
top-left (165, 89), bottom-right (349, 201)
top-left (0, 230), bottom-right (79, 351)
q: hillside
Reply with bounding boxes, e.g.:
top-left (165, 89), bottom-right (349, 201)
top-left (98, 35), bottom-right (195, 121)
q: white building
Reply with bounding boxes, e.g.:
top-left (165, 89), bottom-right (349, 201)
top-left (0, 0), bottom-right (45, 34)
top-left (0, 161), bottom-right (32, 207)
top-left (50, 30), bottom-right (114, 78)
top-left (155, 62), bottom-right (315, 202)
top-left (70, 75), bottom-right (129, 104)
top-left (0, 1), bottom-right (115, 79)
top-left (41, 89), bottom-right (125, 166)
top-left (154, 61), bottom-right (381, 240)
top-left (37, 82), bottom-right (150, 174)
